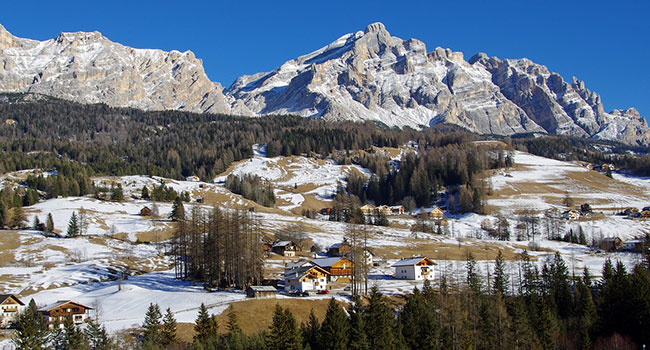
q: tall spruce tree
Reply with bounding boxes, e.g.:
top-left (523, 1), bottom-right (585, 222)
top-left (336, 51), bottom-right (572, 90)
top-left (493, 250), bottom-right (508, 296)
top-left (84, 319), bottom-right (112, 350)
top-left (66, 212), bottom-right (80, 237)
top-left (170, 197), bottom-right (185, 221)
top-left (46, 213), bottom-right (54, 233)
top-left (301, 309), bottom-right (321, 350)
top-left (142, 303), bottom-right (162, 349)
top-left (62, 316), bottom-right (87, 350)
top-left (319, 298), bottom-right (349, 350)
top-left (161, 308), bottom-right (177, 348)
top-left (224, 306), bottom-right (245, 350)
top-left (193, 303), bottom-right (219, 348)
top-left (12, 299), bottom-right (50, 350)
top-left (348, 296), bottom-right (369, 350)
top-left (364, 287), bottom-right (402, 350)
top-left (268, 304), bottom-right (302, 350)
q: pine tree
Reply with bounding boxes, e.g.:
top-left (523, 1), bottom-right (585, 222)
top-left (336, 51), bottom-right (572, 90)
top-left (193, 303), bottom-right (218, 348)
top-left (142, 303), bottom-right (162, 349)
top-left (301, 309), bottom-right (321, 350)
top-left (268, 304), bottom-right (302, 350)
top-left (466, 252), bottom-right (482, 295)
top-left (493, 250), bottom-right (508, 296)
top-left (62, 316), bottom-right (87, 350)
top-left (160, 308), bottom-right (177, 348)
top-left (67, 212), bottom-right (80, 237)
top-left (170, 197), bottom-right (185, 221)
top-left (110, 183), bottom-right (124, 202)
top-left (141, 185), bottom-right (150, 200)
top-left (364, 287), bottom-right (400, 350)
top-left (319, 298), bottom-right (349, 350)
top-left (399, 287), bottom-right (439, 350)
top-left (84, 319), bottom-right (112, 350)
top-left (33, 215), bottom-right (41, 230)
top-left (12, 299), bottom-right (50, 350)
top-left (225, 306), bottom-right (244, 350)
top-left (348, 296), bottom-right (369, 350)
top-left (10, 206), bottom-right (27, 229)
top-left (46, 213), bottom-right (54, 233)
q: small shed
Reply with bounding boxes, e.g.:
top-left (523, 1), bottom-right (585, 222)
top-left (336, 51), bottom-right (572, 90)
top-left (140, 207), bottom-right (153, 216)
top-left (599, 237), bottom-right (623, 252)
top-left (327, 242), bottom-right (352, 257)
top-left (246, 286), bottom-right (277, 299)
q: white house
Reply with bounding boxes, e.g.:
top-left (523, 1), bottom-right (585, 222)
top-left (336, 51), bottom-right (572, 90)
top-left (0, 294), bottom-right (25, 328)
top-left (283, 265), bottom-right (329, 293)
top-left (392, 257), bottom-right (436, 281)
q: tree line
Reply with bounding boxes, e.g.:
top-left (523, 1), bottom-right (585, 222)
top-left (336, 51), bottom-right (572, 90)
top-left (171, 207), bottom-right (264, 289)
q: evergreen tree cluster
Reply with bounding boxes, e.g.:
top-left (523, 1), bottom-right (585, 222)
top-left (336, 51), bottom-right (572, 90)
top-left (346, 140), bottom-right (507, 211)
top-left (225, 174), bottom-right (276, 207)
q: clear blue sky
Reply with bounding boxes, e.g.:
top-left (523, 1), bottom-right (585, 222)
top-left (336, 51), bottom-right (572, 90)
top-left (2, 0), bottom-right (649, 119)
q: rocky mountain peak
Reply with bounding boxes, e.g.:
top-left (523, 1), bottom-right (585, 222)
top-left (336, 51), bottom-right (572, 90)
top-left (364, 22), bottom-right (387, 34)
top-left (0, 22), bottom-right (648, 146)
top-left (0, 24), bottom-right (17, 49)
top-left (55, 30), bottom-right (106, 45)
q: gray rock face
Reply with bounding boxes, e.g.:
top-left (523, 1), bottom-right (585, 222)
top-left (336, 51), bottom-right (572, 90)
top-left (1, 23), bottom-right (648, 146)
top-left (0, 24), bottom-right (232, 114)
top-left (228, 23), bottom-right (544, 135)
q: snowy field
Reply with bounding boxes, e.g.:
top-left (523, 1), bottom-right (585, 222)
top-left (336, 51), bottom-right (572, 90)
top-left (1, 149), bottom-right (649, 339)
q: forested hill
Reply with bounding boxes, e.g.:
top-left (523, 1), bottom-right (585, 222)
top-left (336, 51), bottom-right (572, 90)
top-left (0, 93), bottom-right (424, 180)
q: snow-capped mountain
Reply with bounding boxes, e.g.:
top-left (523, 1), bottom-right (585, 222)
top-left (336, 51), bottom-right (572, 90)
top-left (0, 24), bottom-right (230, 114)
top-left (1, 22), bottom-right (649, 146)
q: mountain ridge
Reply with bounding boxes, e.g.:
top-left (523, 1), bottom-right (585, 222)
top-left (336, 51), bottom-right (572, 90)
top-left (1, 22), bottom-right (649, 146)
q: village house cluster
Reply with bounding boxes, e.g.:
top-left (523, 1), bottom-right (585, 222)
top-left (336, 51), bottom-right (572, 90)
top-left (0, 295), bottom-right (93, 329)
top-left (250, 237), bottom-right (438, 298)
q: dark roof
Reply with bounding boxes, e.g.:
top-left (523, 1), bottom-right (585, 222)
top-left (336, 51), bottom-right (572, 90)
top-left (247, 286), bottom-right (277, 292)
top-left (38, 300), bottom-right (94, 312)
top-left (0, 294), bottom-right (24, 306)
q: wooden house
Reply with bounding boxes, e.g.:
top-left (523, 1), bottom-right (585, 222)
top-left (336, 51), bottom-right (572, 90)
top-left (185, 176), bottom-right (200, 182)
top-left (346, 248), bottom-right (375, 267)
top-left (390, 205), bottom-right (405, 215)
top-left (38, 300), bottom-right (94, 328)
top-left (319, 208), bottom-right (333, 216)
top-left (428, 207), bottom-right (445, 222)
top-left (283, 265), bottom-right (329, 293)
top-left (377, 205), bottom-right (392, 216)
top-left (327, 241), bottom-right (352, 257)
top-left (261, 243), bottom-right (273, 253)
top-left (599, 237), bottom-right (623, 252)
top-left (640, 210), bottom-right (650, 218)
top-left (139, 206), bottom-right (153, 216)
top-left (392, 257), bottom-right (437, 281)
top-left (311, 257), bottom-right (354, 282)
top-left (0, 294), bottom-right (25, 328)
top-left (360, 204), bottom-right (376, 215)
top-left (246, 286), bottom-right (277, 299)
top-left (272, 241), bottom-right (297, 257)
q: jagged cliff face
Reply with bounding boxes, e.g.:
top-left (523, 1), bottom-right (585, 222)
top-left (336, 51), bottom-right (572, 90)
top-left (0, 24), bottom-right (231, 114)
top-left (1, 23), bottom-right (649, 146)
top-left (228, 22), bottom-right (544, 135)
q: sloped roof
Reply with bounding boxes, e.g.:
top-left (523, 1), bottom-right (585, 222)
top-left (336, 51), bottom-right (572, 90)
top-left (392, 257), bottom-right (436, 267)
top-left (247, 286), bottom-right (277, 292)
top-left (284, 265), bottom-right (328, 280)
top-left (273, 241), bottom-right (294, 248)
top-left (0, 294), bottom-right (24, 306)
top-left (38, 300), bottom-right (94, 312)
top-left (312, 257), bottom-right (348, 268)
